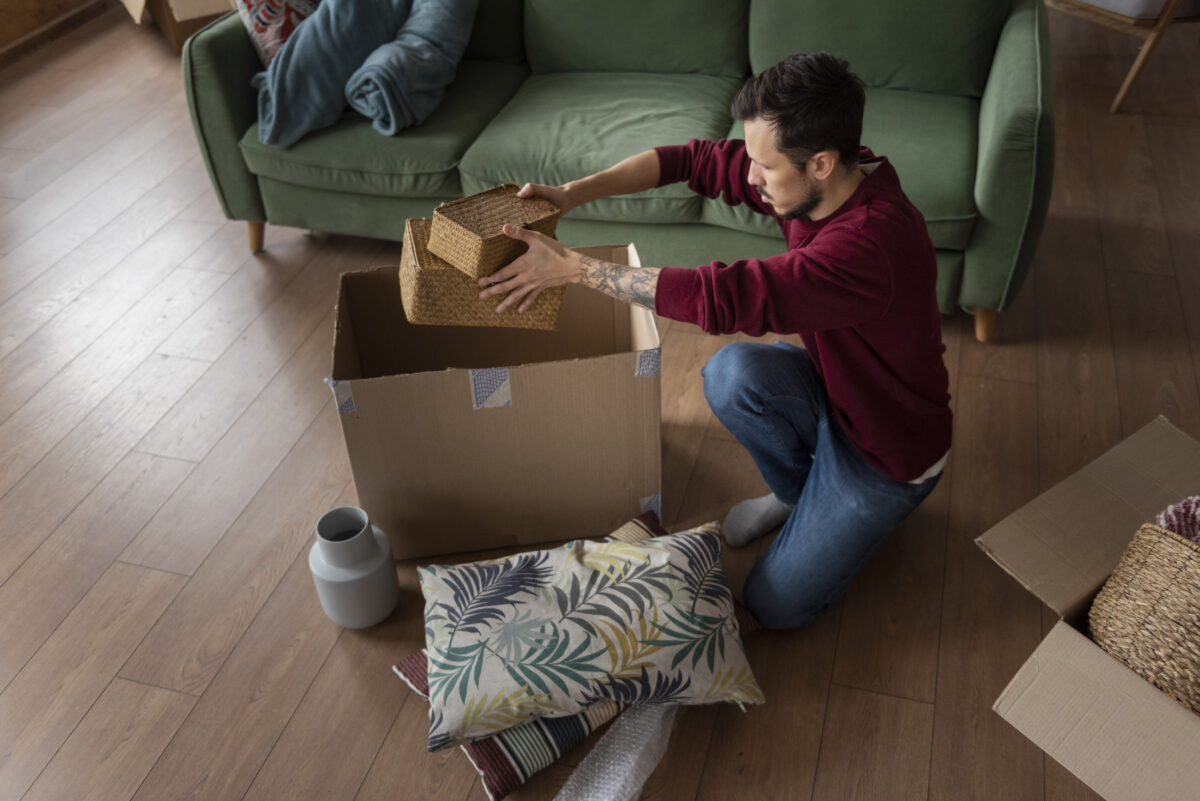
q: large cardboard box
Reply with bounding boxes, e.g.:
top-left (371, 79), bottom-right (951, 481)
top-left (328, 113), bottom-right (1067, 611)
top-left (976, 417), bottom-right (1200, 801)
top-left (328, 245), bottom-right (662, 560)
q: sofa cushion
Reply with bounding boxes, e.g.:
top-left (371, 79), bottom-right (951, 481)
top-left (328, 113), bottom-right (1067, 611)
top-left (702, 88), bottom-right (979, 251)
top-left (525, 0), bottom-right (748, 77)
top-left (748, 0), bottom-right (1009, 98)
top-left (465, 0), bottom-right (524, 64)
top-left (240, 60), bottom-right (528, 198)
top-left (461, 72), bottom-right (743, 224)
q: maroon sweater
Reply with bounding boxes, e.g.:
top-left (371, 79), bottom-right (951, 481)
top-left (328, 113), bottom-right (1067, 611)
top-left (653, 139), bottom-right (952, 482)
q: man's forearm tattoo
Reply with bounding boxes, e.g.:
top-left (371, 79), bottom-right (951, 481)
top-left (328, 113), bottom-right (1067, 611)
top-left (578, 256), bottom-right (660, 310)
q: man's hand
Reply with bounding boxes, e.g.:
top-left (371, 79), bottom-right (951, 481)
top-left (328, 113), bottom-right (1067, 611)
top-left (516, 182), bottom-right (576, 214)
top-left (477, 224), bottom-right (582, 313)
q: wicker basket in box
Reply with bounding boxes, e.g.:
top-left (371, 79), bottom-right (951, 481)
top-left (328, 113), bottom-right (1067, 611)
top-left (399, 218), bottom-right (564, 331)
top-left (1089, 523), bottom-right (1200, 714)
top-left (427, 184), bottom-right (561, 279)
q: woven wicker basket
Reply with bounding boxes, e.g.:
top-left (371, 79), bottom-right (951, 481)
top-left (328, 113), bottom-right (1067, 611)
top-left (1089, 523), bottom-right (1200, 714)
top-left (427, 184), bottom-right (561, 279)
top-left (399, 218), bottom-right (564, 331)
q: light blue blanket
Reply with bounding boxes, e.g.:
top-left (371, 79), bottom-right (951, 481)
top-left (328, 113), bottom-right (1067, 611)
top-left (253, 0), bottom-right (477, 148)
top-left (346, 0), bottom-right (481, 136)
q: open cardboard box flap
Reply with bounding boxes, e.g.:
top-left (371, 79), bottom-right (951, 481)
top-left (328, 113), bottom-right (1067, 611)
top-left (996, 620), bottom-right (1200, 801)
top-left (976, 416), bottom-right (1200, 617)
top-left (977, 416), bottom-right (1200, 801)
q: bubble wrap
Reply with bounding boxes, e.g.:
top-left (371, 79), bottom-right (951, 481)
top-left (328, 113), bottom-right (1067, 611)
top-left (553, 704), bottom-right (680, 801)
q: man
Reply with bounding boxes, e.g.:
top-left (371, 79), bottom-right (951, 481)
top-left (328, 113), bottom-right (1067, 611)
top-left (478, 53), bottom-right (952, 630)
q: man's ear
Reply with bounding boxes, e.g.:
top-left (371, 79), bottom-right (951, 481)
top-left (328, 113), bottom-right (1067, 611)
top-left (809, 150), bottom-right (840, 181)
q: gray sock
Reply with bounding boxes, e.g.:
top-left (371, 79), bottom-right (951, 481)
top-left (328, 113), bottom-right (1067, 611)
top-left (721, 493), bottom-right (794, 548)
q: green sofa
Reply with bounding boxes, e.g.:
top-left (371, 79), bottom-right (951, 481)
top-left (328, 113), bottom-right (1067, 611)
top-left (184, 0), bottom-right (1053, 342)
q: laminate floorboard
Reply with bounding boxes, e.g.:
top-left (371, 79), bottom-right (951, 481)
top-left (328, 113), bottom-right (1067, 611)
top-left (0, 149), bottom-right (29, 174)
top-left (1106, 270), bottom-right (1200, 438)
top-left (0, 96), bottom-right (189, 251)
top-left (119, 309), bottom-right (343, 576)
top-left (928, 377), bottom-right (1044, 801)
top-left (658, 329), bottom-right (724, 528)
top-left (19, 678), bottom-right (194, 801)
top-left (811, 684), bottom-right (935, 801)
top-left (693, 613), bottom-right (840, 801)
top-left (0, 66), bottom-right (181, 202)
top-left (0, 562), bottom-right (183, 801)
top-left (1034, 208), bottom-right (1122, 489)
top-left (959, 272), bottom-right (1037, 383)
top-left (0, 351), bottom-right (208, 587)
top-left (1087, 94), bottom-right (1174, 278)
top-left (0, 218), bottom-right (218, 422)
top-left (832, 474), bottom-right (948, 704)
top-left (0, 7), bottom-right (1195, 801)
top-left (356, 690), bottom-right (479, 801)
top-left (128, 552), bottom-right (341, 801)
top-left (1144, 119), bottom-right (1200, 341)
top-left (0, 450), bottom-right (191, 692)
top-left (0, 135), bottom-right (208, 307)
top-left (156, 228), bottom-right (326, 363)
top-left (135, 236), bottom-right (378, 463)
top-left (242, 611), bottom-right (414, 801)
top-left (120, 410), bottom-right (353, 695)
top-left (0, 257), bottom-right (224, 496)
top-left (0, 166), bottom-right (212, 362)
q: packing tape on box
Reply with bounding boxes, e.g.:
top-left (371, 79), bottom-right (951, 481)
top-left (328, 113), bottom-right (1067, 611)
top-left (635, 348), bottom-right (661, 377)
top-left (640, 493), bottom-right (662, 520)
top-left (324, 378), bottom-right (356, 415)
top-left (470, 368), bottom-right (512, 410)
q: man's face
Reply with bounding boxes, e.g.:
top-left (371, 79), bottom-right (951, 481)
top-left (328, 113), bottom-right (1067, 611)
top-left (744, 117), bottom-right (821, 221)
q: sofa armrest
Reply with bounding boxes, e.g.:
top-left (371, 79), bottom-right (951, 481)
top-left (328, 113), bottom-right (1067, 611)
top-left (182, 13), bottom-right (266, 223)
top-left (962, 0), bottom-right (1054, 311)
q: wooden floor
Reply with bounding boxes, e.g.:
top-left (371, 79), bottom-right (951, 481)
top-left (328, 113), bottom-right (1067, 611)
top-left (1, 8), bottom-right (1198, 801)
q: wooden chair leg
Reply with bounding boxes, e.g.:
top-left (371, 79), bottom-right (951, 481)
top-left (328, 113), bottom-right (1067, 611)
top-left (247, 221), bottom-right (265, 253)
top-left (974, 308), bottom-right (998, 343)
top-left (1111, 0), bottom-right (1183, 112)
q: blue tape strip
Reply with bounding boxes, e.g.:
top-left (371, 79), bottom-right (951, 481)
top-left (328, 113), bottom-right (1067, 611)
top-left (324, 378), bottom-right (356, 415)
top-left (635, 348), bottom-right (661, 377)
top-left (470, 367), bottom-right (511, 410)
top-left (640, 493), bottom-right (662, 520)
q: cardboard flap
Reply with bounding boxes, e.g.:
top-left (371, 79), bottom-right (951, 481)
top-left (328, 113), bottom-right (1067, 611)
top-left (995, 621), bottom-right (1200, 801)
top-left (976, 417), bottom-right (1200, 616)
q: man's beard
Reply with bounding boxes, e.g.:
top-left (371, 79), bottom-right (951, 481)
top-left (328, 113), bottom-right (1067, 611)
top-left (759, 184), bottom-right (822, 222)
top-left (781, 185), bottom-right (822, 221)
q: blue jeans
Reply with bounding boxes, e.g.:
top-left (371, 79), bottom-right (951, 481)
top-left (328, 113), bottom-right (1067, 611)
top-left (702, 341), bottom-right (941, 630)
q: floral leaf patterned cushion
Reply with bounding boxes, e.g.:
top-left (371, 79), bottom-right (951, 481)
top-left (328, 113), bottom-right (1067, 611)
top-left (418, 522), bottom-right (765, 751)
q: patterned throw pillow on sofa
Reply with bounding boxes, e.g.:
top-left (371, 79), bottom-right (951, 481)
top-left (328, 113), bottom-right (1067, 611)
top-left (418, 522), bottom-right (765, 751)
top-left (235, 0), bottom-right (319, 65)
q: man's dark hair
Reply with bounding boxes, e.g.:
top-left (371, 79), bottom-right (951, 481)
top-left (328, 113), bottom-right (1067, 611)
top-left (731, 52), bottom-right (866, 169)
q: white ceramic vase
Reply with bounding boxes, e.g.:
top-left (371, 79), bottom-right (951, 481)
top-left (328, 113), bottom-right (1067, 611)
top-left (309, 506), bottom-right (400, 629)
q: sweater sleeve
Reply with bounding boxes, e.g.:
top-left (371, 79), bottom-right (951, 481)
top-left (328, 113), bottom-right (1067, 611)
top-left (654, 219), bottom-right (895, 336)
top-left (654, 139), bottom-right (774, 217)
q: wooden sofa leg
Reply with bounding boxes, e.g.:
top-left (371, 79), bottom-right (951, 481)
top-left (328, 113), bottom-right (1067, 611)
top-left (247, 221), bottom-right (265, 253)
top-left (974, 308), bottom-right (998, 343)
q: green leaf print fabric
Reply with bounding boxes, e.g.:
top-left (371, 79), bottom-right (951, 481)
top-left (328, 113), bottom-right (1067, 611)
top-left (418, 523), bottom-right (765, 750)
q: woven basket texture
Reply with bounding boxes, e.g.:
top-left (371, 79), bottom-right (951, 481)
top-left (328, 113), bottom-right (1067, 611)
top-left (1089, 523), bottom-right (1200, 714)
top-left (428, 184), bottom-right (561, 279)
top-left (399, 218), bottom-right (563, 331)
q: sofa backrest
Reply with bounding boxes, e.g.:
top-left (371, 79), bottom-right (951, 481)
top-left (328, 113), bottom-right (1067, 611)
top-left (749, 0), bottom-right (1011, 98)
top-left (466, 0), bottom-right (526, 64)
top-left (524, 0), bottom-right (748, 77)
